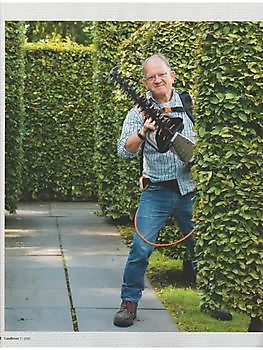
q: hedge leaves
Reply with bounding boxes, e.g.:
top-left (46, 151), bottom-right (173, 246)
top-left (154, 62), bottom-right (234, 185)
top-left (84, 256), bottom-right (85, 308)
top-left (23, 39), bottom-right (95, 200)
top-left (192, 22), bottom-right (262, 317)
top-left (5, 22), bottom-right (25, 213)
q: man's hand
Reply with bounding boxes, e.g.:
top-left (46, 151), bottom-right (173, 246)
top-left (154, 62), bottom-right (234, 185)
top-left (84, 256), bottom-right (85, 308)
top-left (140, 118), bottom-right (157, 138)
top-left (124, 118), bottom-right (157, 154)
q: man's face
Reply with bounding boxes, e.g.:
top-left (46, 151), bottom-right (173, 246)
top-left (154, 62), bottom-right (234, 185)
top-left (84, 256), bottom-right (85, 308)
top-left (142, 58), bottom-right (176, 102)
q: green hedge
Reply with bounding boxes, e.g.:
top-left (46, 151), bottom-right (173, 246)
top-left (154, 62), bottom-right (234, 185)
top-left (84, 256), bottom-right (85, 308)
top-left (5, 22), bottom-right (25, 213)
top-left (23, 39), bottom-right (95, 200)
top-left (192, 22), bottom-right (262, 318)
top-left (92, 21), bottom-right (143, 215)
top-left (99, 22), bottom-right (153, 219)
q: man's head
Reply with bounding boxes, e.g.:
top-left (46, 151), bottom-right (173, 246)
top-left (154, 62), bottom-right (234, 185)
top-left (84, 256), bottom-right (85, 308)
top-left (142, 54), bottom-right (176, 103)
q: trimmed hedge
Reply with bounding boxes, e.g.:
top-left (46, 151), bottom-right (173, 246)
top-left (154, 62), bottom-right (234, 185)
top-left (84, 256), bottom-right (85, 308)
top-left (5, 21), bottom-right (25, 213)
top-left (99, 22), bottom-right (153, 219)
top-left (192, 22), bottom-right (262, 318)
top-left (23, 39), bottom-right (96, 200)
top-left (92, 21), bottom-right (143, 215)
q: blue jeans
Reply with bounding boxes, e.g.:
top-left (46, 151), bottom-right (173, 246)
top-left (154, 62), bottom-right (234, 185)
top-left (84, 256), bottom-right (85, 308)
top-left (120, 184), bottom-right (196, 304)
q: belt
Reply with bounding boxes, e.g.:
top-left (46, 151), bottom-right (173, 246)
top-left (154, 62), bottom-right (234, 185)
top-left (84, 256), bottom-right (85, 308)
top-left (148, 179), bottom-right (180, 193)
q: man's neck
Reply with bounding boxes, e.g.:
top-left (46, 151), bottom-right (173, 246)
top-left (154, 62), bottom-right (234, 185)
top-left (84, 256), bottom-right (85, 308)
top-left (152, 90), bottom-right (174, 104)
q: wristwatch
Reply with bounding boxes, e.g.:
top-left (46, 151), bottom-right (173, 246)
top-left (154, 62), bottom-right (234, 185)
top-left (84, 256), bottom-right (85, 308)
top-left (137, 130), bottom-right (145, 141)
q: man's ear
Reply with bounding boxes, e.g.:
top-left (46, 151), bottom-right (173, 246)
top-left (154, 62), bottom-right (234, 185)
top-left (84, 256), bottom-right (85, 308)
top-left (170, 70), bottom-right (176, 81)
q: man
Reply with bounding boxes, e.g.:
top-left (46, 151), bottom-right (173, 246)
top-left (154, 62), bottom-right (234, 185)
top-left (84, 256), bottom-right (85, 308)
top-left (114, 53), bottom-right (197, 327)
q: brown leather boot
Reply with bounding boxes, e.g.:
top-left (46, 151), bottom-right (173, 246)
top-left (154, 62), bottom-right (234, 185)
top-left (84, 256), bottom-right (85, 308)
top-left (113, 300), bottom-right (137, 327)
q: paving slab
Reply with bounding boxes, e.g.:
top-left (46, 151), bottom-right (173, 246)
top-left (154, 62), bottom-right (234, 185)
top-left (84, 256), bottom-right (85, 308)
top-left (76, 308), bottom-right (178, 332)
top-left (63, 253), bottom-right (128, 268)
top-left (4, 201), bottom-right (178, 333)
top-left (5, 308), bottom-right (73, 331)
top-left (5, 254), bottom-right (64, 269)
top-left (69, 284), bottom-right (165, 310)
top-left (57, 215), bottom-right (128, 255)
top-left (5, 233), bottom-right (60, 250)
top-left (5, 246), bottom-right (61, 256)
top-left (5, 256), bottom-right (66, 289)
top-left (5, 215), bottom-right (60, 256)
top-left (57, 216), bottom-right (124, 236)
top-left (61, 236), bottom-right (128, 255)
top-left (5, 203), bottom-right (51, 217)
top-left (5, 288), bottom-right (70, 308)
top-left (58, 222), bottom-right (123, 236)
top-left (5, 215), bottom-right (56, 229)
top-left (50, 202), bottom-right (100, 218)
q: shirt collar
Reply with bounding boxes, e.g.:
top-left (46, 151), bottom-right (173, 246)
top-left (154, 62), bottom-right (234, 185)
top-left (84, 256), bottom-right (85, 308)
top-left (146, 88), bottom-right (182, 107)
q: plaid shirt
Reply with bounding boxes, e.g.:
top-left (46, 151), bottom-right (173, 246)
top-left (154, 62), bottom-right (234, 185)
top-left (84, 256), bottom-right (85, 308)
top-left (117, 89), bottom-right (196, 195)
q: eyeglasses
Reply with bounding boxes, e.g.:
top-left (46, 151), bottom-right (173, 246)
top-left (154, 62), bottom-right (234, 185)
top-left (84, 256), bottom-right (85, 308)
top-left (144, 72), bottom-right (169, 82)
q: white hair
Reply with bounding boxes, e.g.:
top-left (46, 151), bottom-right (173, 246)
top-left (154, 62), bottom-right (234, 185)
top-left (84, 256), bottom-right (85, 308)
top-left (141, 54), bottom-right (171, 76)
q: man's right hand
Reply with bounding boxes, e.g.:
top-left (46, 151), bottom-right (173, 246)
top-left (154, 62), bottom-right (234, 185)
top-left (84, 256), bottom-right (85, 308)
top-left (140, 118), bottom-right (157, 138)
top-left (124, 118), bottom-right (157, 153)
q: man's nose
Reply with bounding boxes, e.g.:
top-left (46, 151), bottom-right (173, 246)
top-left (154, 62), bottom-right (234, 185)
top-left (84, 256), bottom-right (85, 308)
top-left (154, 74), bottom-right (162, 82)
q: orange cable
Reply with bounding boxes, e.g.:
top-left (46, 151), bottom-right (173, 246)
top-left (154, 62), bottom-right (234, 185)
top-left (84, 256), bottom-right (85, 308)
top-left (134, 208), bottom-right (195, 247)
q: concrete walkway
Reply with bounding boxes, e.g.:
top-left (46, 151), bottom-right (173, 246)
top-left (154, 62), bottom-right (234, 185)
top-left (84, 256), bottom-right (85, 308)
top-left (5, 202), bottom-right (178, 332)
